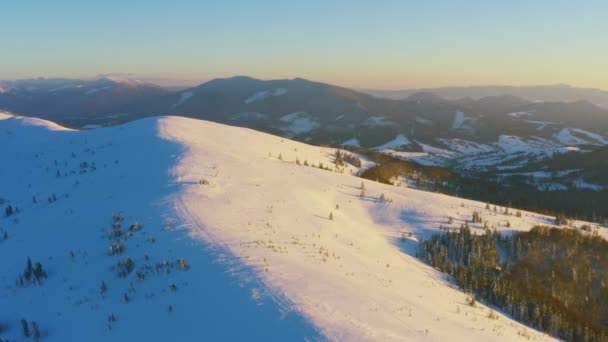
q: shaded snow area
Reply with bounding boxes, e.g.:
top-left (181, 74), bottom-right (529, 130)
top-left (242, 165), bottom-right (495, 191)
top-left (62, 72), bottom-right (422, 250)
top-left (496, 135), bottom-right (555, 154)
top-left (523, 120), bottom-right (556, 131)
top-left (507, 111), bottom-right (535, 118)
top-left (554, 128), bottom-right (608, 145)
top-left (451, 111), bottom-right (466, 129)
top-left (418, 143), bottom-right (455, 157)
top-left (439, 139), bottom-right (494, 154)
top-left (171, 91), bottom-right (194, 108)
top-left (415, 116), bottom-right (434, 125)
top-left (379, 150), bottom-right (445, 167)
top-left (231, 112), bottom-right (269, 122)
top-left (341, 137), bottom-right (360, 147)
top-left (375, 131), bottom-right (600, 179)
top-left (6, 113), bottom-right (602, 341)
top-left (0, 115), bottom-right (319, 342)
top-left (85, 86), bottom-right (113, 95)
top-left (495, 170), bottom-right (606, 191)
top-left (244, 88), bottom-right (288, 104)
top-left (362, 116), bottom-right (394, 126)
top-left (451, 111), bottom-right (476, 131)
top-left (279, 112), bottom-right (320, 136)
top-left (373, 134), bottom-right (411, 150)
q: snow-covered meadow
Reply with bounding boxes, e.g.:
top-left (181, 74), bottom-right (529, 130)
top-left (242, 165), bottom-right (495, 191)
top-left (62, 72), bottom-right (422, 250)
top-left (4, 113), bottom-right (602, 341)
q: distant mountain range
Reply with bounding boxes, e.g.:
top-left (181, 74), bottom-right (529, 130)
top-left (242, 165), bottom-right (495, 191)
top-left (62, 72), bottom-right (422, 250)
top-left (2, 76), bottom-right (608, 190)
top-left (361, 84), bottom-right (608, 108)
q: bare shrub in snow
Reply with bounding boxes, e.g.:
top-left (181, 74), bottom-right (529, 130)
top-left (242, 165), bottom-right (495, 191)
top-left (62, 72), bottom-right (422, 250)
top-left (116, 257), bottom-right (135, 277)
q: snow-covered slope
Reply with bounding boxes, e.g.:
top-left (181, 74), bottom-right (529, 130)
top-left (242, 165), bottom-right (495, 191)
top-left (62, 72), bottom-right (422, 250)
top-left (4, 113), bottom-right (597, 341)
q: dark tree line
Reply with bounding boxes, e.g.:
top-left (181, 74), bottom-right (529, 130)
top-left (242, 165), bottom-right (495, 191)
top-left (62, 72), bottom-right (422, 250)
top-left (419, 226), bottom-right (608, 341)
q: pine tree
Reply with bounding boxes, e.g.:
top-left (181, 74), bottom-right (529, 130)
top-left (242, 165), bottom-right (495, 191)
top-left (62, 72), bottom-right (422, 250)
top-left (5, 205), bottom-right (13, 217)
top-left (25, 257), bottom-right (33, 281)
top-left (100, 280), bottom-right (108, 296)
top-left (32, 321), bottom-right (40, 341)
top-left (21, 319), bottom-right (30, 337)
top-left (334, 150), bottom-right (344, 166)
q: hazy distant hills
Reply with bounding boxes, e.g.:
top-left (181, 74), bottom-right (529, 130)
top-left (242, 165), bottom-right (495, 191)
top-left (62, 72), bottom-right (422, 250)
top-left (362, 84), bottom-right (608, 108)
top-left (2, 76), bottom-right (608, 176)
top-left (0, 77), bottom-right (170, 123)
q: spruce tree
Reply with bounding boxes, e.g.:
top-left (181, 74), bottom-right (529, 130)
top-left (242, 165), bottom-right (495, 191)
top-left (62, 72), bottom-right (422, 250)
top-left (5, 205), bottom-right (13, 217)
top-left (32, 321), bottom-right (40, 341)
top-left (21, 319), bottom-right (30, 337)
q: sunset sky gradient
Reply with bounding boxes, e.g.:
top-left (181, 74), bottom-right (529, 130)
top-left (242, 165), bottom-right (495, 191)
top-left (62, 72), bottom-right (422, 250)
top-left (2, 0), bottom-right (607, 89)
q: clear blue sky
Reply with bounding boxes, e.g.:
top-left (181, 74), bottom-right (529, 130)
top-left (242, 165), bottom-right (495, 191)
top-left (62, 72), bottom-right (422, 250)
top-left (2, 0), bottom-right (607, 89)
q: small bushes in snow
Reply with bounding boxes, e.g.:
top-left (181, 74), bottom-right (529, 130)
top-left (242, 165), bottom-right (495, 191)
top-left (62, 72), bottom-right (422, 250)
top-left (21, 319), bottom-right (30, 337)
top-left (178, 258), bottom-right (190, 271)
top-left (108, 313), bottom-right (117, 323)
top-left (129, 222), bottom-right (143, 231)
top-left (100, 280), bottom-right (108, 297)
top-left (32, 321), bottom-right (41, 341)
top-left (466, 296), bottom-right (476, 307)
top-left (5, 205), bottom-right (14, 217)
top-left (555, 213), bottom-right (570, 226)
top-left (116, 257), bottom-right (135, 278)
top-left (379, 193), bottom-right (392, 204)
top-left (471, 211), bottom-right (482, 224)
top-left (109, 243), bottom-right (124, 255)
top-left (109, 213), bottom-right (125, 241)
top-left (19, 319), bottom-right (41, 340)
top-left (17, 257), bottom-right (47, 286)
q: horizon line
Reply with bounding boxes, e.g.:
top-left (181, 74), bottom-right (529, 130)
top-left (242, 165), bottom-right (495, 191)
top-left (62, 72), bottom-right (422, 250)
top-left (3, 74), bottom-right (608, 92)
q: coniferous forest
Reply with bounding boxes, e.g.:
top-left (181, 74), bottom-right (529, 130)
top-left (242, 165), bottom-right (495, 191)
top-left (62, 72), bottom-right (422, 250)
top-left (419, 226), bottom-right (608, 341)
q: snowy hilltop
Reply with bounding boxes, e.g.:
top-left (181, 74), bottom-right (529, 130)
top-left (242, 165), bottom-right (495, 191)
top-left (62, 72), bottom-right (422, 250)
top-left (4, 112), bottom-right (602, 341)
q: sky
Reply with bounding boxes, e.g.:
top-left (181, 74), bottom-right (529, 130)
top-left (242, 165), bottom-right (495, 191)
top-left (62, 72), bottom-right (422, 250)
top-left (1, 0), bottom-right (607, 90)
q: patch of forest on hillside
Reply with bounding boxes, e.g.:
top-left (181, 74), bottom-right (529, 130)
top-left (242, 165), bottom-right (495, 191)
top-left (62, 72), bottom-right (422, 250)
top-left (419, 226), bottom-right (608, 341)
